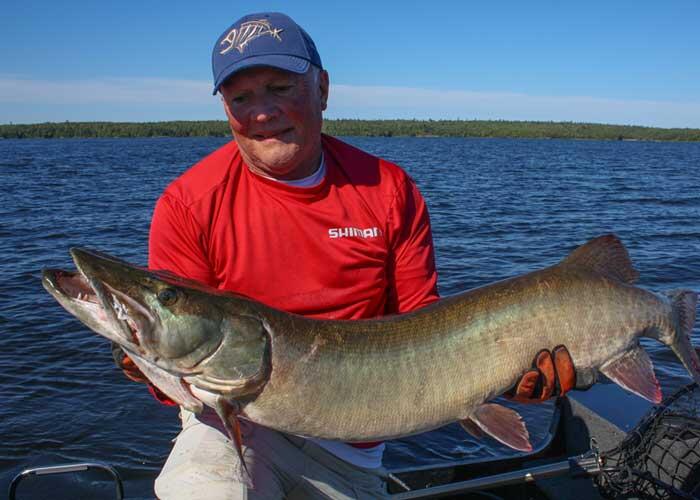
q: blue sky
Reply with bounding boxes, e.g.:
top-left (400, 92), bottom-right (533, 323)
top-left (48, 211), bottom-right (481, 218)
top-left (2, 1), bottom-right (699, 127)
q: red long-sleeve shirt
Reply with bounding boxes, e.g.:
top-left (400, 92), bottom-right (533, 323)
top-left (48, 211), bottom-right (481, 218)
top-left (147, 134), bottom-right (439, 460)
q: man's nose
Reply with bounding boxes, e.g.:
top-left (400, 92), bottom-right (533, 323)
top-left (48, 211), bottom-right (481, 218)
top-left (252, 103), bottom-right (279, 122)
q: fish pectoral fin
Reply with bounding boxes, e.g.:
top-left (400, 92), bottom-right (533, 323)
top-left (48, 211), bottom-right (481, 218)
top-left (459, 417), bottom-right (485, 439)
top-left (461, 403), bottom-right (532, 452)
top-left (214, 397), bottom-right (253, 487)
top-left (600, 345), bottom-right (662, 403)
top-left (560, 234), bottom-right (638, 284)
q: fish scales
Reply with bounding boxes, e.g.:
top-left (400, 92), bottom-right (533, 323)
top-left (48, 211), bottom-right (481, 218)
top-left (241, 266), bottom-right (675, 441)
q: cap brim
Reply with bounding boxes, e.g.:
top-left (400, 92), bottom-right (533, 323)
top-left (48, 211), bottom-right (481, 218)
top-left (212, 55), bottom-right (311, 94)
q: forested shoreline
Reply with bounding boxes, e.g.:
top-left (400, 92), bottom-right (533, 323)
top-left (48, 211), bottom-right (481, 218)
top-left (1, 119), bottom-right (699, 141)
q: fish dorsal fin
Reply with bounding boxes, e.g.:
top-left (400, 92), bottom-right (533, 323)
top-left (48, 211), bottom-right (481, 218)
top-left (560, 234), bottom-right (639, 284)
top-left (461, 403), bottom-right (532, 452)
top-left (600, 345), bottom-right (662, 403)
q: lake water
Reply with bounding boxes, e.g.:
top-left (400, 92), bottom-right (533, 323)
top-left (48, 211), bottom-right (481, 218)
top-left (1, 136), bottom-right (699, 498)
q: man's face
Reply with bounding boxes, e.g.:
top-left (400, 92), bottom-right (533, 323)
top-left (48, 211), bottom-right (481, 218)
top-left (219, 66), bottom-right (329, 180)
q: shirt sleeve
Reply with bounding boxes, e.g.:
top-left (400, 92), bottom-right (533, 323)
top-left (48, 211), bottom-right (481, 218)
top-left (385, 176), bottom-right (440, 314)
top-left (148, 193), bottom-right (216, 286)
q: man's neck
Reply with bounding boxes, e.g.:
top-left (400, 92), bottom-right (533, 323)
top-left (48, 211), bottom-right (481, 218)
top-left (241, 145), bottom-right (323, 181)
top-left (255, 153), bottom-right (326, 187)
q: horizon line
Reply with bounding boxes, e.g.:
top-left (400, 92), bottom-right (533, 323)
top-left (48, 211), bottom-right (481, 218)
top-left (1, 117), bottom-right (699, 131)
top-left (1, 76), bottom-right (699, 129)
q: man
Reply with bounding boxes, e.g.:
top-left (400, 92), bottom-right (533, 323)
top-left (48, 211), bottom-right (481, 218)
top-left (116, 12), bottom-right (575, 499)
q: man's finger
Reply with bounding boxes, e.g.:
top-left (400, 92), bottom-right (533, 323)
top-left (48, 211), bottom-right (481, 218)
top-left (534, 350), bottom-right (555, 400)
top-left (507, 369), bottom-right (541, 403)
top-left (553, 345), bottom-right (576, 395)
top-left (111, 342), bottom-right (150, 383)
top-left (516, 369), bottom-right (540, 397)
top-left (120, 353), bottom-right (149, 383)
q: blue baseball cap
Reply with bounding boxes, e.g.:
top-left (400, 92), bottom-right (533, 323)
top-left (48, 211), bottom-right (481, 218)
top-left (211, 12), bottom-right (323, 95)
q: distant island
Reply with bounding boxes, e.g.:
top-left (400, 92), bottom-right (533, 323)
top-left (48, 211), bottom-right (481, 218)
top-left (1, 119), bottom-right (699, 141)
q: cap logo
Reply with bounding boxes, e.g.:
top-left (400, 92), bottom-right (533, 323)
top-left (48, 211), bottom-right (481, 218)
top-left (219, 19), bottom-right (284, 55)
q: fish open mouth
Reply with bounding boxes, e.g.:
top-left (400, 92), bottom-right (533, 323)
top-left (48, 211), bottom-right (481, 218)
top-left (52, 270), bottom-right (99, 304)
top-left (44, 268), bottom-right (145, 349)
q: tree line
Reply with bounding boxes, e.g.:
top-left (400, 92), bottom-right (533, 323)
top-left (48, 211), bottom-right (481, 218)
top-left (1, 119), bottom-right (699, 141)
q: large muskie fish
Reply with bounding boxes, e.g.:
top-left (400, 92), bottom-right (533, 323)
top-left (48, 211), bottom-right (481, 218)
top-left (43, 235), bottom-right (700, 472)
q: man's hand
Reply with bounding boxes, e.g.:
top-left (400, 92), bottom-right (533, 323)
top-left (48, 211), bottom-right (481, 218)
top-left (111, 343), bottom-right (177, 406)
top-left (506, 346), bottom-right (577, 403)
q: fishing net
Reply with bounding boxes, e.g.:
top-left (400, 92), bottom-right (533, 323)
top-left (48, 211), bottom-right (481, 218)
top-left (595, 382), bottom-right (700, 499)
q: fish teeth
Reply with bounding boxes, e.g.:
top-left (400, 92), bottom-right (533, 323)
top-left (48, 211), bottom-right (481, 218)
top-left (111, 294), bottom-right (129, 321)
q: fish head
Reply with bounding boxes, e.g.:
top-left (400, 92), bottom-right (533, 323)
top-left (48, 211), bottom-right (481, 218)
top-left (64, 248), bottom-right (223, 372)
top-left (56, 248), bottom-right (269, 398)
top-left (43, 265), bottom-right (211, 409)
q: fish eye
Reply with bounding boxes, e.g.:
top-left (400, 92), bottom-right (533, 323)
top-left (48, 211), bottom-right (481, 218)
top-left (157, 288), bottom-right (179, 306)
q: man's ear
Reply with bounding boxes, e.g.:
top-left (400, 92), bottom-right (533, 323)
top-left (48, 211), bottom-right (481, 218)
top-left (319, 70), bottom-right (329, 111)
top-left (220, 97), bottom-right (237, 137)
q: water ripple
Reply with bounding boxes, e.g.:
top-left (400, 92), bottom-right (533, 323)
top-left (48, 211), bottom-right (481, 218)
top-left (1, 137), bottom-right (699, 493)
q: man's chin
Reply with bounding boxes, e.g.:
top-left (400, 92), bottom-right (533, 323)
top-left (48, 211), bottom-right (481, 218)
top-left (249, 127), bottom-right (296, 145)
top-left (238, 138), bottom-right (321, 180)
top-left (246, 154), bottom-right (306, 180)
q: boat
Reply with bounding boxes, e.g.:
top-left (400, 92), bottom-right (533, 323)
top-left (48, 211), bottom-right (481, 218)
top-left (9, 382), bottom-right (700, 499)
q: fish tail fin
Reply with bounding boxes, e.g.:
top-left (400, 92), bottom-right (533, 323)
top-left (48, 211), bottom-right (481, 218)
top-left (665, 289), bottom-right (700, 384)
